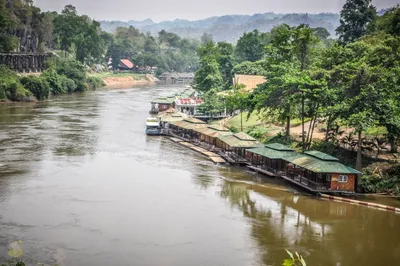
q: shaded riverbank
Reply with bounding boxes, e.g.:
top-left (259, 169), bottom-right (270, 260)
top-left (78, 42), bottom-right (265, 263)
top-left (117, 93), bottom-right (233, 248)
top-left (0, 85), bottom-right (399, 266)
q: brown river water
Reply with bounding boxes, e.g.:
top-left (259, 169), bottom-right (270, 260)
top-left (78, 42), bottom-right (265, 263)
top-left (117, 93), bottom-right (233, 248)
top-left (0, 85), bottom-right (399, 266)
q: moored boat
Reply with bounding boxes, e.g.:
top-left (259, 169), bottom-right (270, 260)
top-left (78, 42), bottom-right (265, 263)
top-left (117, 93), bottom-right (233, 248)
top-left (145, 117), bottom-right (161, 135)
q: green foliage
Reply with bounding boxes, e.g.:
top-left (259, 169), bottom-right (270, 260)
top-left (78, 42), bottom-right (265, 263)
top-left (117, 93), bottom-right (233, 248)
top-left (264, 132), bottom-right (294, 147)
top-left (87, 76), bottom-right (105, 90)
top-left (283, 250), bottom-right (307, 266)
top-left (0, 0), bottom-right (17, 52)
top-left (246, 126), bottom-right (268, 139)
top-left (216, 42), bottom-right (235, 88)
top-left (41, 69), bottom-right (66, 95)
top-left (235, 30), bottom-right (270, 62)
top-left (54, 5), bottom-right (105, 63)
top-left (370, 6), bottom-right (400, 35)
top-left (359, 163), bottom-right (400, 196)
top-left (193, 42), bottom-right (223, 92)
top-left (197, 88), bottom-right (224, 117)
top-left (233, 61), bottom-right (267, 76)
top-left (20, 76), bottom-right (50, 100)
top-left (1, 261), bottom-right (25, 266)
top-left (336, 0), bottom-right (377, 44)
top-left (0, 66), bottom-right (33, 101)
top-left (50, 57), bottom-right (87, 91)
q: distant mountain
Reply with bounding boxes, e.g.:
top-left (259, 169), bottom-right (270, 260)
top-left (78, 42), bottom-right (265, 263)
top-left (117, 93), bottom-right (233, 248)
top-left (100, 12), bottom-right (341, 42)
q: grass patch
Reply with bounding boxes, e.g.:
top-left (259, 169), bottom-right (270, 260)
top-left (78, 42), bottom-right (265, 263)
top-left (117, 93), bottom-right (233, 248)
top-left (226, 112), bottom-right (262, 131)
top-left (365, 126), bottom-right (388, 137)
top-left (290, 117), bottom-right (312, 127)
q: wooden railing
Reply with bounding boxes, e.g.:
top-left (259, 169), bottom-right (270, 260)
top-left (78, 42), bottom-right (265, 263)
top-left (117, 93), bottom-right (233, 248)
top-left (285, 171), bottom-right (329, 191)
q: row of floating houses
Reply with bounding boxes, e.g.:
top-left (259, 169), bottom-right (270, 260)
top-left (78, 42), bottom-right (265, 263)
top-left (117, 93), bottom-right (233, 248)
top-left (155, 110), bottom-right (361, 195)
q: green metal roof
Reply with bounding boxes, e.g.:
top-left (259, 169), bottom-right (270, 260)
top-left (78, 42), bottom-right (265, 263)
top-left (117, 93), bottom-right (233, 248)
top-left (265, 143), bottom-right (294, 152)
top-left (151, 97), bottom-right (175, 104)
top-left (194, 126), bottom-right (233, 138)
top-left (218, 134), bottom-right (261, 148)
top-left (283, 153), bottom-right (361, 174)
top-left (234, 132), bottom-right (256, 141)
top-left (247, 146), bottom-right (294, 159)
top-left (184, 118), bottom-right (206, 124)
top-left (207, 125), bottom-right (230, 132)
top-left (170, 120), bottom-right (207, 130)
top-left (304, 151), bottom-right (339, 161)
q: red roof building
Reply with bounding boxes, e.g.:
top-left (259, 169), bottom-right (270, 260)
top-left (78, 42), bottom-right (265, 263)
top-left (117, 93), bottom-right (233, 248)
top-left (120, 59), bottom-right (135, 70)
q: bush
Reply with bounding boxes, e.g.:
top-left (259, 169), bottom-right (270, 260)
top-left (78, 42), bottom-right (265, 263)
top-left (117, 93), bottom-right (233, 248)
top-left (52, 58), bottom-right (87, 91)
top-left (87, 76), bottom-right (105, 90)
top-left (246, 126), bottom-right (268, 139)
top-left (0, 66), bottom-right (33, 101)
top-left (0, 83), bottom-right (7, 101)
top-left (359, 163), bottom-right (400, 196)
top-left (20, 76), bottom-right (50, 100)
top-left (264, 131), bottom-right (293, 146)
top-left (59, 75), bottom-right (77, 93)
top-left (41, 69), bottom-right (66, 95)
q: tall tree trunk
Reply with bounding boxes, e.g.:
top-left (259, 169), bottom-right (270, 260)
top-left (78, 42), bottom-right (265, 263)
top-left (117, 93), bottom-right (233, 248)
top-left (240, 108), bottom-right (243, 132)
top-left (301, 92), bottom-right (305, 153)
top-left (308, 115), bottom-right (318, 150)
top-left (356, 130), bottom-right (363, 171)
top-left (286, 104), bottom-right (291, 137)
top-left (306, 115), bottom-right (313, 146)
top-left (325, 116), bottom-right (331, 142)
top-left (388, 134), bottom-right (398, 153)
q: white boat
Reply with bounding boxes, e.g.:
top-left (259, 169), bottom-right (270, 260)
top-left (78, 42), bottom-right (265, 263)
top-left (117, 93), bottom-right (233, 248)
top-left (145, 117), bottom-right (161, 135)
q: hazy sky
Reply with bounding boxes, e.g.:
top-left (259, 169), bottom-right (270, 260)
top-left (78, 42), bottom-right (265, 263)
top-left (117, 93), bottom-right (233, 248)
top-left (34, 0), bottom-right (399, 22)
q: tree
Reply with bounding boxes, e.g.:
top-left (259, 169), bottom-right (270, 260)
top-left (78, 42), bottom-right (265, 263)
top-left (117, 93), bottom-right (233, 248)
top-left (158, 30), bottom-right (181, 48)
top-left (293, 24), bottom-right (319, 152)
top-left (312, 27), bottom-right (331, 40)
top-left (248, 25), bottom-right (296, 137)
top-left (200, 32), bottom-right (213, 44)
top-left (216, 42), bottom-right (235, 88)
top-left (232, 61), bottom-right (267, 76)
top-left (197, 88), bottom-right (224, 119)
top-left (336, 0), bottom-right (377, 44)
top-left (235, 30), bottom-right (269, 62)
top-left (226, 81), bottom-right (248, 131)
top-left (372, 5), bottom-right (400, 36)
top-left (193, 42), bottom-right (223, 92)
top-left (54, 5), bottom-right (105, 63)
top-left (107, 41), bottom-right (126, 70)
top-left (39, 11), bottom-right (58, 50)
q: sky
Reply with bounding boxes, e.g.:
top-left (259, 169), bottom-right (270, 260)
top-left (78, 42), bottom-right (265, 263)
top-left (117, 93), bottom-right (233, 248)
top-left (34, 0), bottom-right (400, 22)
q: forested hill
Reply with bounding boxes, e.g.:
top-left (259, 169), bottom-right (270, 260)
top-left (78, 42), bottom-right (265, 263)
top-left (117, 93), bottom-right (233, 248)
top-left (100, 13), bottom-right (340, 42)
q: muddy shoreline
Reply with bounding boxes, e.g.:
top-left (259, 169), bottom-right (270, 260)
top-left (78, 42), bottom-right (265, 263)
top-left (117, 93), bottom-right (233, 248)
top-left (102, 74), bottom-right (159, 89)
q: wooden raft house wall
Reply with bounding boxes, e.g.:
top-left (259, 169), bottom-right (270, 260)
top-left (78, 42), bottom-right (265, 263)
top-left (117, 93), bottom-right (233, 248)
top-left (247, 146), bottom-right (361, 193)
top-left (246, 143), bottom-right (295, 175)
top-left (169, 118), bottom-right (207, 139)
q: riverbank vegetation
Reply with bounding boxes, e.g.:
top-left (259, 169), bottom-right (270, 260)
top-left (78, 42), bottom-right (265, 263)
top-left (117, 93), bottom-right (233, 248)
top-left (0, 1), bottom-right (199, 101)
top-left (193, 0), bottom-right (400, 195)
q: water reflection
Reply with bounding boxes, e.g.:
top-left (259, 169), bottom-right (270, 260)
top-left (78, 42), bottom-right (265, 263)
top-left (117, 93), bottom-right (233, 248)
top-left (216, 168), bottom-right (400, 266)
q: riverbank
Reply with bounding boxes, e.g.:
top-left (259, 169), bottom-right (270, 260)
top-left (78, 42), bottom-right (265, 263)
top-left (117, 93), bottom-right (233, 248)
top-left (90, 72), bottom-right (159, 89)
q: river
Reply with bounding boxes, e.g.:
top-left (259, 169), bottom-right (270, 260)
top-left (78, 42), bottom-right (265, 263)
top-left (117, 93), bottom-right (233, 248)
top-left (0, 85), bottom-right (399, 266)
